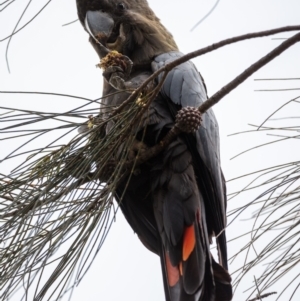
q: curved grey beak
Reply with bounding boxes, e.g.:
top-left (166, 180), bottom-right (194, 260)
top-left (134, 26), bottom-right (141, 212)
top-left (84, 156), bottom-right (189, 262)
top-left (85, 10), bottom-right (114, 46)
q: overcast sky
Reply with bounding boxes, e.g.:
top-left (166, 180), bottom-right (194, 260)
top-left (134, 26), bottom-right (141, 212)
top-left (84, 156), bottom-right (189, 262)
top-left (1, 0), bottom-right (300, 300)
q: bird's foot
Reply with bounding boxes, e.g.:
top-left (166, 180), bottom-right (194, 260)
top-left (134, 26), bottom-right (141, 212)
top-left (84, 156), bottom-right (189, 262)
top-left (99, 52), bottom-right (133, 90)
top-left (128, 139), bottom-right (148, 161)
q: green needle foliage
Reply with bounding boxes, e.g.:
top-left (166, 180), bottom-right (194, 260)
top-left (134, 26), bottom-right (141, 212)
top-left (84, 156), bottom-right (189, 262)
top-left (228, 95), bottom-right (300, 300)
top-left (0, 90), bottom-right (149, 300)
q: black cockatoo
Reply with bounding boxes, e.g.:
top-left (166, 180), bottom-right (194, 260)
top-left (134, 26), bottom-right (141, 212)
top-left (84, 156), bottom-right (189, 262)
top-left (76, 1), bottom-right (232, 300)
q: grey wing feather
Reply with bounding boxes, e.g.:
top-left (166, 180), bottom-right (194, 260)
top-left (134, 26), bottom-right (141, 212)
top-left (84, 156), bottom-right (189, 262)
top-left (152, 52), bottom-right (228, 268)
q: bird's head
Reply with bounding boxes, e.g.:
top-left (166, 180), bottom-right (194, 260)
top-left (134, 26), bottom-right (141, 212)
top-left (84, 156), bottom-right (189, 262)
top-left (76, 0), bottom-right (178, 66)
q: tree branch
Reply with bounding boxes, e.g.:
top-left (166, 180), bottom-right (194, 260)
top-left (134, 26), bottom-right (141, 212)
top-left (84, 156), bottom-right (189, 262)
top-left (132, 30), bottom-right (300, 165)
top-left (198, 31), bottom-right (300, 113)
top-left (93, 27), bottom-right (300, 184)
top-left (112, 25), bottom-right (300, 117)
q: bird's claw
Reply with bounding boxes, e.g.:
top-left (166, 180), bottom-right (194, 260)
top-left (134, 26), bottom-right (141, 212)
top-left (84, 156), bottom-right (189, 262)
top-left (101, 53), bottom-right (133, 90)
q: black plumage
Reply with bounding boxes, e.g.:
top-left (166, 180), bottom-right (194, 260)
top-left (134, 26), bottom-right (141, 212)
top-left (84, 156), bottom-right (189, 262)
top-left (76, 1), bottom-right (232, 300)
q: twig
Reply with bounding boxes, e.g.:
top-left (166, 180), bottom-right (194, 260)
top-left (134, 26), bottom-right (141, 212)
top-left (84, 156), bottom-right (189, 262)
top-left (129, 30), bottom-right (300, 166)
top-left (254, 276), bottom-right (263, 301)
top-left (198, 31), bottom-right (300, 114)
top-left (248, 292), bottom-right (277, 301)
top-left (111, 25), bottom-right (300, 118)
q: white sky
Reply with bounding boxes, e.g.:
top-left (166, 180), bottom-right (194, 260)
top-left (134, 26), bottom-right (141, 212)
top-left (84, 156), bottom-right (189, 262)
top-left (1, 0), bottom-right (300, 300)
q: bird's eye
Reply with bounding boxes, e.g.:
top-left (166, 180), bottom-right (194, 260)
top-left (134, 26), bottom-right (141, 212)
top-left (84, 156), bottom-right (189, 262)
top-left (116, 3), bottom-right (126, 11)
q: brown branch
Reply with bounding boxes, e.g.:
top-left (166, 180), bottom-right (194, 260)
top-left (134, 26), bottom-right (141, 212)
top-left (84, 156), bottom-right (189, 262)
top-left (133, 30), bottom-right (300, 164)
top-left (198, 31), bottom-right (300, 113)
top-left (111, 25), bottom-right (300, 118)
top-left (136, 126), bottom-right (182, 164)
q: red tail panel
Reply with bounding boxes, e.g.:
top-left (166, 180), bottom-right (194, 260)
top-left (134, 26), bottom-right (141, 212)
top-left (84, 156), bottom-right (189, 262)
top-left (183, 224), bottom-right (196, 261)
